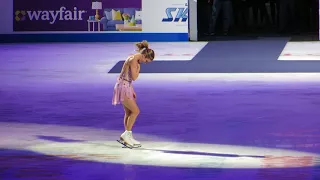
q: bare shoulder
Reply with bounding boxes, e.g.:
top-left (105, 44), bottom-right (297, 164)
top-left (127, 55), bottom-right (139, 66)
top-left (124, 55), bottom-right (133, 64)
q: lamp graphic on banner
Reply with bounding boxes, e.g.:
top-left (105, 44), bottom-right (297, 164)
top-left (92, 1), bottom-right (102, 20)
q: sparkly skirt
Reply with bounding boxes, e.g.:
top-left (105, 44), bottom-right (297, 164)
top-left (112, 78), bottom-right (134, 105)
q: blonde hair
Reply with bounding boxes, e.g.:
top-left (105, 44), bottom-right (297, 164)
top-left (135, 40), bottom-right (155, 60)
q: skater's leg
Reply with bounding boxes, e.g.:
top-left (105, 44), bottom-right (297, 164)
top-left (122, 97), bottom-right (140, 131)
top-left (123, 105), bottom-right (131, 130)
top-left (121, 96), bottom-right (141, 147)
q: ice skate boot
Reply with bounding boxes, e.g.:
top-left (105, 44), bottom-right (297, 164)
top-left (118, 131), bottom-right (134, 148)
top-left (128, 131), bottom-right (141, 148)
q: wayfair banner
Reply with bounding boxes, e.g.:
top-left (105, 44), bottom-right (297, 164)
top-left (12, 0), bottom-right (188, 33)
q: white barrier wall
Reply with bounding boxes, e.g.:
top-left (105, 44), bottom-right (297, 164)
top-left (189, 0), bottom-right (197, 41)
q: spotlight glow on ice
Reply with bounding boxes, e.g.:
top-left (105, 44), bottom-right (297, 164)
top-left (1, 122), bottom-right (319, 169)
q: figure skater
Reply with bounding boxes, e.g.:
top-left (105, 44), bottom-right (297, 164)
top-left (112, 40), bottom-right (155, 148)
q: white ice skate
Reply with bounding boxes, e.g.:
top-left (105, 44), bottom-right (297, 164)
top-left (118, 131), bottom-right (135, 148)
top-left (128, 131), bottom-right (141, 148)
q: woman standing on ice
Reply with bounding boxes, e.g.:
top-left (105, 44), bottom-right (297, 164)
top-left (112, 40), bottom-right (155, 148)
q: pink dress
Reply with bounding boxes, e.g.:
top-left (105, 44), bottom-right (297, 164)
top-left (112, 60), bottom-right (135, 105)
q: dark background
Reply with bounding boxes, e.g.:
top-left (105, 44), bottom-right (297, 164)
top-left (197, 0), bottom-right (319, 41)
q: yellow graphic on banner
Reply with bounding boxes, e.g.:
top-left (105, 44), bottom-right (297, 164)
top-left (15, 10), bottom-right (26, 21)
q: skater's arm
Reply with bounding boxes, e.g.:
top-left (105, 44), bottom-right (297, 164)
top-left (130, 60), bottom-right (140, 81)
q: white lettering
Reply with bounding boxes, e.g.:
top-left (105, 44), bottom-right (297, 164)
top-left (27, 11), bottom-right (41, 20)
top-left (26, 6), bottom-right (86, 24)
top-left (64, 10), bottom-right (73, 20)
top-left (41, 11), bottom-right (50, 21)
top-left (78, 10), bottom-right (85, 20)
top-left (73, 7), bottom-right (78, 20)
top-left (49, 11), bottom-right (59, 24)
top-left (59, 7), bottom-right (66, 20)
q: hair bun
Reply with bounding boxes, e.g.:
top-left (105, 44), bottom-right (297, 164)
top-left (140, 40), bottom-right (149, 49)
top-left (135, 40), bottom-right (149, 51)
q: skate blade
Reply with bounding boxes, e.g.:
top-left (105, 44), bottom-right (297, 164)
top-left (133, 144), bottom-right (142, 148)
top-left (116, 140), bottom-right (133, 149)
